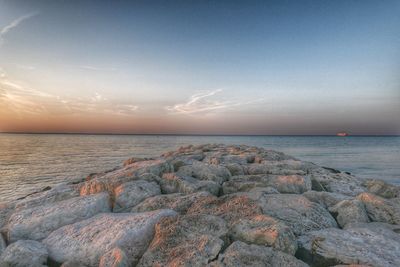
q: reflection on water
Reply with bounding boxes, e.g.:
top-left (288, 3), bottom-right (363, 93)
top-left (0, 134), bottom-right (399, 201)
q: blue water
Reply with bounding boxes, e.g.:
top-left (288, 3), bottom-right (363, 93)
top-left (0, 134), bottom-right (399, 201)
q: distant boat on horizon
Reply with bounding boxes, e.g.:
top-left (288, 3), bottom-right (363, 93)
top-left (336, 132), bottom-right (349, 136)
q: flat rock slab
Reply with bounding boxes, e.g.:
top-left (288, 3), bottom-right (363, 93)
top-left (213, 241), bottom-right (308, 267)
top-left (248, 193), bottom-right (337, 235)
top-left (6, 192), bottom-right (111, 242)
top-left (138, 214), bottom-right (228, 267)
top-left (42, 209), bottom-right (177, 267)
top-left (297, 223), bottom-right (400, 267)
top-left (176, 161), bottom-right (231, 184)
top-left (0, 240), bottom-right (48, 267)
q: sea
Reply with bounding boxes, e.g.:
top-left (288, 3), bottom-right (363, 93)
top-left (0, 134), bottom-right (399, 202)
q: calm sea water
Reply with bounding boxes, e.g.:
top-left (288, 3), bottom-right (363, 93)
top-left (0, 134), bottom-right (399, 202)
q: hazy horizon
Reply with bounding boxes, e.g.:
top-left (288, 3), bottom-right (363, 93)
top-left (1, 0), bottom-right (399, 135)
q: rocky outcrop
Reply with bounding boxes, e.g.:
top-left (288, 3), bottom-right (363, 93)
top-left (297, 223), bottom-right (400, 267)
top-left (113, 180), bottom-right (160, 212)
top-left (356, 192), bottom-right (400, 224)
top-left (222, 174), bottom-right (311, 194)
top-left (0, 240), bottom-right (48, 267)
top-left (131, 191), bottom-right (212, 214)
top-left (3, 144), bottom-right (399, 267)
top-left (213, 241), bottom-right (308, 267)
top-left (42, 209), bottom-right (177, 266)
top-left (138, 214), bottom-right (228, 266)
top-left (248, 193), bottom-right (338, 235)
top-left (6, 192), bottom-right (111, 242)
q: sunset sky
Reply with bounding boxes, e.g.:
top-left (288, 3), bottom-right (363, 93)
top-left (0, 0), bottom-right (399, 135)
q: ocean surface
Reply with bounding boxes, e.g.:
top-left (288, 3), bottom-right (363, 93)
top-left (0, 134), bottom-right (399, 202)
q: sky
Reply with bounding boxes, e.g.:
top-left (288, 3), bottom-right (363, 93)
top-left (0, 0), bottom-right (399, 135)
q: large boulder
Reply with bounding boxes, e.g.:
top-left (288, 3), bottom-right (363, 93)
top-left (245, 160), bottom-right (309, 176)
top-left (302, 190), bottom-right (351, 209)
top-left (42, 210), bottom-right (177, 266)
top-left (113, 180), bottom-right (160, 212)
top-left (138, 214), bottom-right (228, 267)
top-left (230, 214), bottom-right (297, 255)
top-left (0, 240), bottom-right (48, 267)
top-left (248, 193), bottom-right (337, 235)
top-left (131, 191), bottom-right (212, 214)
top-left (222, 174), bottom-right (311, 194)
top-left (6, 192), bottom-right (111, 242)
top-left (213, 241), bottom-right (308, 267)
top-left (356, 192), bottom-right (400, 224)
top-left (308, 167), bottom-right (365, 196)
top-left (297, 223), bottom-right (400, 267)
top-left (363, 179), bottom-right (400, 198)
top-left (176, 161), bottom-right (231, 184)
top-left (99, 247), bottom-right (129, 267)
top-left (329, 199), bottom-right (369, 228)
top-left (160, 173), bottom-right (220, 196)
top-left (80, 159), bottom-right (173, 195)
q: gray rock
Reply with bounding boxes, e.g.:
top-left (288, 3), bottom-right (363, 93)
top-left (113, 180), bottom-right (160, 212)
top-left (223, 163), bottom-right (246, 176)
top-left (6, 193), bottom-right (111, 242)
top-left (131, 191), bottom-right (212, 214)
top-left (308, 168), bottom-right (365, 196)
top-left (214, 241), bottom-right (308, 267)
top-left (60, 261), bottom-right (88, 267)
top-left (43, 210), bottom-right (177, 267)
top-left (302, 190), bottom-right (351, 209)
top-left (222, 174), bottom-right (311, 195)
top-left (248, 193), bottom-right (337, 235)
top-left (297, 223), bottom-right (400, 267)
top-left (79, 159), bottom-right (173, 195)
top-left (176, 161), bottom-right (231, 184)
top-left (0, 240), bottom-right (48, 267)
top-left (363, 179), bottom-right (400, 198)
top-left (138, 214), bottom-right (228, 267)
top-left (246, 160), bottom-right (309, 176)
top-left (99, 247), bottom-right (129, 267)
top-left (160, 173), bottom-right (220, 196)
top-left (0, 235), bottom-right (5, 256)
top-left (230, 214), bottom-right (297, 254)
top-left (329, 199), bottom-right (369, 228)
top-left (357, 192), bottom-right (400, 224)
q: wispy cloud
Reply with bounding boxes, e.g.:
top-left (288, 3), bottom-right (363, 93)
top-left (166, 89), bottom-right (264, 115)
top-left (0, 69), bottom-right (138, 117)
top-left (0, 12), bottom-right (39, 47)
top-left (79, 65), bottom-right (117, 72)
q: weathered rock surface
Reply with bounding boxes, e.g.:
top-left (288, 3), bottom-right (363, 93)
top-left (176, 161), bottom-right (231, 184)
top-left (79, 159), bottom-right (173, 195)
top-left (43, 210), bottom-right (177, 267)
top-left (248, 193), bottom-right (337, 235)
top-left (160, 173), bottom-right (220, 196)
top-left (113, 180), bottom-right (160, 212)
top-left (0, 240), bottom-right (48, 267)
top-left (297, 223), bottom-right (400, 267)
top-left (138, 214), bottom-right (228, 266)
top-left (214, 241), bottom-right (308, 267)
top-left (6, 192), bottom-right (111, 242)
top-left (0, 235), bottom-right (6, 256)
top-left (131, 191), bottom-right (212, 214)
top-left (302, 190), bottom-right (351, 209)
top-left (329, 199), bottom-right (369, 228)
top-left (363, 179), bottom-right (400, 198)
top-left (99, 247), bottom-right (129, 267)
top-left (356, 192), bottom-right (400, 224)
top-left (222, 174), bottom-right (311, 194)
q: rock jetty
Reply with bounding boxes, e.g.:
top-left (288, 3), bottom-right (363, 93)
top-left (0, 144), bottom-right (399, 267)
